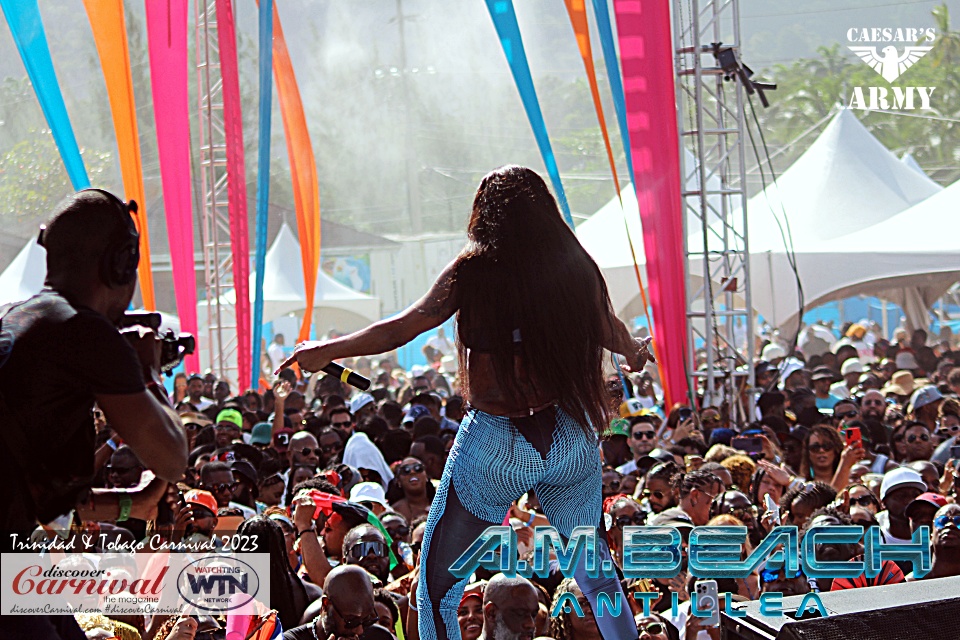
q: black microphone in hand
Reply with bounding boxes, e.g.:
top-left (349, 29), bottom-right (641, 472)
top-left (320, 362), bottom-right (371, 391)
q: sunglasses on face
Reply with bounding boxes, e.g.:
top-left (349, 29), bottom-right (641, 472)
top-left (642, 489), bottom-right (667, 500)
top-left (760, 566), bottom-right (804, 583)
top-left (399, 463), bottom-right (425, 475)
top-left (389, 525), bottom-right (410, 538)
top-left (331, 420), bottom-right (352, 429)
top-left (632, 431), bottom-right (657, 440)
top-left (934, 515), bottom-right (960, 529)
top-left (614, 513), bottom-right (646, 528)
top-left (906, 433), bottom-right (930, 444)
top-left (205, 482), bottom-right (239, 494)
top-left (639, 621), bottom-right (665, 636)
top-left (331, 601), bottom-right (380, 630)
top-left (807, 443), bottom-right (834, 453)
top-left (349, 540), bottom-right (387, 559)
top-left (701, 417), bottom-right (721, 426)
top-left (849, 494), bottom-right (876, 507)
top-left (936, 423), bottom-right (960, 435)
top-left (296, 447), bottom-right (322, 457)
top-left (603, 480), bottom-right (621, 492)
top-left (320, 443), bottom-right (342, 454)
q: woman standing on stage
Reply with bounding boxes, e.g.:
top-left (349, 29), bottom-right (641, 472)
top-left (279, 165), bottom-right (653, 640)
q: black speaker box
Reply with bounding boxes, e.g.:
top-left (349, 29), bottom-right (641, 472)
top-left (721, 575), bottom-right (960, 640)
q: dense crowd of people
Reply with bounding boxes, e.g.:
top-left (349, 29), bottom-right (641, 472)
top-left (18, 320), bottom-right (957, 640)
top-left (3, 185), bottom-right (958, 640)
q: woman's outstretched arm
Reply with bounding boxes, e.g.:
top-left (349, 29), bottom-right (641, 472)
top-left (601, 304), bottom-right (656, 371)
top-left (277, 260), bottom-right (459, 373)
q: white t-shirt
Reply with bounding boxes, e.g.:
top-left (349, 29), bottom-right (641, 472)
top-left (267, 342), bottom-right (286, 371)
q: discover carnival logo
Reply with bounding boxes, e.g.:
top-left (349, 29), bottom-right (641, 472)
top-left (846, 27), bottom-right (937, 110)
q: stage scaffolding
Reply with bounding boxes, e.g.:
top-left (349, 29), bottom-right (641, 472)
top-left (195, 0), bottom-right (237, 383)
top-left (674, 0), bottom-right (756, 422)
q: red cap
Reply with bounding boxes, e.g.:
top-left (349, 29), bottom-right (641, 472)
top-left (905, 492), bottom-right (948, 518)
top-left (184, 489), bottom-right (219, 515)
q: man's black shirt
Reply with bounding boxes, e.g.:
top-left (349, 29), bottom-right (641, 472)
top-left (0, 289), bottom-right (144, 531)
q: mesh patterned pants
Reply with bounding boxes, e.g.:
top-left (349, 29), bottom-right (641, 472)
top-left (416, 405), bottom-right (638, 640)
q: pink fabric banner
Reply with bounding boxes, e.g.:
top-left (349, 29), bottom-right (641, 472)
top-left (613, 0), bottom-right (689, 407)
top-left (215, 0), bottom-right (251, 389)
top-left (144, 0), bottom-right (199, 374)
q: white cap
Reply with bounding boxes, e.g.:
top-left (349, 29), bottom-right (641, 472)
top-left (762, 343), bottom-right (787, 361)
top-left (349, 481), bottom-right (388, 507)
top-left (349, 392), bottom-right (375, 414)
top-left (778, 358), bottom-right (805, 386)
top-left (840, 358), bottom-right (864, 376)
top-left (879, 467), bottom-right (927, 502)
top-left (895, 351), bottom-right (919, 370)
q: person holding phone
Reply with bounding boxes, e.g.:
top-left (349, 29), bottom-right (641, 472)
top-left (279, 166), bottom-right (653, 640)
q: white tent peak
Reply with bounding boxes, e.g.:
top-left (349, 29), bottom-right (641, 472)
top-left (0, 239), bottom-right (46, 306)
top-left (744, 108), bottom-right (942, 251)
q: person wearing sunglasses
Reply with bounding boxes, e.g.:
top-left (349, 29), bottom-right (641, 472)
top-left (900, 421), bottom-right (935, 463)
top-left (105, 446), bottom-right (145, 489)
top-left (283, 565), bottom-right (380, 640)
top-left (843, 483), bottom-right (880, 514)
top-left (318, 427), bottom-right (345, 467)
top-left (831, 398), bottom-right (860, 428)
top-left (602, 468), bottom-right (624, 499)
top-left (907, 503), bottom-right (960, 581)
top-left (277, 167), bottom-right (654, 640)
top-left (758, 561), bottom-right (811, 597)
top-left (666, 469), bottom-right (724, 527)
top-left (641, 462), bottom-right (681, 514)
top-left (603, 495), bottom-right (645, 568)
top-left (390, 457), bottom-right (434, 524)
top-left (617, 416), bottom-right (660, 476)
top-left (800, 425), bottom-right (865, 491)
top-left (342, 523), bottom-right (392, 583)
top-left (198, 460), bottom-right (254, 518)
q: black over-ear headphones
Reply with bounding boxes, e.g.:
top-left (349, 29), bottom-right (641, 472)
top-left (37, 188), bottom-right (140, 288)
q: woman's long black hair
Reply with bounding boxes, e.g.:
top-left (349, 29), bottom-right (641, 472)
top-left (237, 516), bottom-right (307, 629)
top-left (454, 166), bottom-right (618, 435)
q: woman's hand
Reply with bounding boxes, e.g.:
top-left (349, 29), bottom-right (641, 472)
top-left (757, 460), bottom-right (791, 487)
top-left (838, 443), bottom-right (866, 469)
top-left (622, 336), bottom-right (656, 372)
top-left (277, 341), bottom-right (334, 374)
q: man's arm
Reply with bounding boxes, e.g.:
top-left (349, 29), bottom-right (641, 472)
top-left (95, 392), bottom-right (187, 482)
top-left (278, 260), bottom-right (460, 373)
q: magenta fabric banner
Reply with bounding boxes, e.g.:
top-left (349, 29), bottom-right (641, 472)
top-left (215, 0), bottom-right (251, 389)
top-left (144, 0), bottom-right (199, 374)
top-left (613, 0), bottom-right (688, 407)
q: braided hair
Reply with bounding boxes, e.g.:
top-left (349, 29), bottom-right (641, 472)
top-left (671, 469), bottom-right (722, 498)
top-left (237, 516), bottom-right (308, 629)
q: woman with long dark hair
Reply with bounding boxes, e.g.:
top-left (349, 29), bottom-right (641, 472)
top-left (279, 166), bottom-right (652, 639)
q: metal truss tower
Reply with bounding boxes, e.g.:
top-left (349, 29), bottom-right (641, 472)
top-left (195, 0), bottom-right (237, 382)
top-left (674, 0), bottom-right (755, 422)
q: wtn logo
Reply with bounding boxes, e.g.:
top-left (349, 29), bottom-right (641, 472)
top-left (186, 573), bottom-right (248, 596)
top-left (846, 27), bottom-right (937, 110)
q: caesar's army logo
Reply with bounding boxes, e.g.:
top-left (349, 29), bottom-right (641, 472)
top-left (847, 27), bottom-right (936, 110)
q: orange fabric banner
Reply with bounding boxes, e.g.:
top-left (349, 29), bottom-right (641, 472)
top-left (269, 2), bottom-right (321, 344)
top-left (82, 0), bottom-right (155, 310)
top-left (563, 0), bottom-right (621, 197)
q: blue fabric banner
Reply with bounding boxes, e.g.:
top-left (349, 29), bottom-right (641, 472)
top-left (0, 0), bottom-right (89, 189)
top-left (484, 0), bottom-right (572, 227)
top-left (251, 0), bottom-right (274, 388)
top-left (591, 0), bottom-right (635, 188)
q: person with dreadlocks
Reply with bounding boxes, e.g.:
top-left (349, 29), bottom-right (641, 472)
top-left (279, 166), bottom-right (654, 639)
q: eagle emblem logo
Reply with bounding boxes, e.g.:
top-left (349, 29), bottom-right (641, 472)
top-left (847, 45), bottom-right (933, 83)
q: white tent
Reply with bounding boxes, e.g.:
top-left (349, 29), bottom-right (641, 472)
top-left (578, 109), bottom-right (952, 329)
top-left (0, 239), bottom-right (46, 305)
top-left (901, 152), bottom-right (927, 177)
top-left (776, 178), bottom-right (960, 330)
top-left (202, 223), bottom-right (381, 334)
top-left (742, 109), bottom-right (942, 252)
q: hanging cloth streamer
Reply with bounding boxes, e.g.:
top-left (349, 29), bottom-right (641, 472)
top-left (144, 0), bottom-right (199, 373)
top-left (265, 0), bottom-right (322, 346)
top-left (613, 0), bottom-right (689, 408)
top-left (563, 0), bottom-right (621, 197)
top-left (0, 0), bottom-right (89, 190)
top-left (484, 0), bottom-right (572, 228)
top-left (82, 0), bottom-right (156, 311)
top-left (251, 0), bottom-right (274, 389)
top-left (582, 0), bottom-right (665, 390)
top-left (215, 0), bottom-right (251, 389)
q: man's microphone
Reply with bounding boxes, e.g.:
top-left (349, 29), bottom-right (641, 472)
top-left (321, 362), bottom-right (371, 391)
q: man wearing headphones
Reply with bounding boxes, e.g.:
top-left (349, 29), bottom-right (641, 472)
top-left (0, 190), bottom-right (187, 540)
